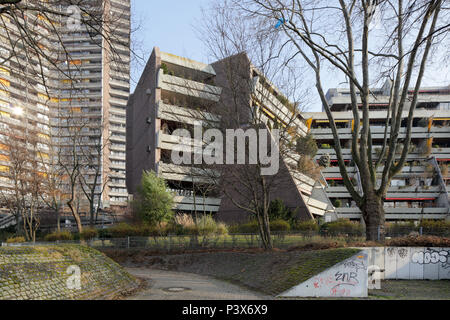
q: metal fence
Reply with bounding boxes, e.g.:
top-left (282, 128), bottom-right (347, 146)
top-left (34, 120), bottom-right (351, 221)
top-left (3, 228), bottom-right (449, 252)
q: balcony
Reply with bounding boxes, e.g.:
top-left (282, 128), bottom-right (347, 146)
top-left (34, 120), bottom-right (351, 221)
top-left (252, 79), bottom-right (307, 135)
top-left (157, 70), bottom-right (222, 102)
top-left (157, 101), bottom-right (220, 126)
top-left (161, 51), bottom-right (216, 76)
top-left (173, 195), bottom-right (221, 213)
top-left (158, 162), bottom-right (219, 184)
top-left (336, 207), bottom-right (449, 220)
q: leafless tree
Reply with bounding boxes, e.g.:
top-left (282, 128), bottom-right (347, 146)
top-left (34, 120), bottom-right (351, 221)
top-left (225, 0), bottom-right (449, 240)
top-left (172, 1), bottom-right (316, 249)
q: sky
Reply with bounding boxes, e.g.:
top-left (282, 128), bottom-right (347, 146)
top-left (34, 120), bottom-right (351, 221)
top-left (130, 0), bottom-right (449, 112)
top-left (130, 1), bottom-right (210, 88)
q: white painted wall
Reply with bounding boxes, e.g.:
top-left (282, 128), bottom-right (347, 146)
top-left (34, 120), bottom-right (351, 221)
top-left (359, 247), bottom-right (450, 280)
top-left (279, 252), bottom-right (369, 298)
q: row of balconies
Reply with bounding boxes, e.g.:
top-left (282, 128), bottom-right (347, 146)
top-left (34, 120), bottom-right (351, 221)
top-left (158, 70), bottom-right (222, 102)
top-left (252, 79), bottom-right (308, 135)
top-left (157, 101), bottom-right (220, 126)
top-left (311, 126), bottom-right (450, 140)
top-left (335, 207), bottom-right (449, 220)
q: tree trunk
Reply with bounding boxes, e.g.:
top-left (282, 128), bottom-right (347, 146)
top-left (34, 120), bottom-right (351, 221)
top-left (361, 193), bottom-right (385, 241)
top-left (257, 210), bottom-right (273, 250)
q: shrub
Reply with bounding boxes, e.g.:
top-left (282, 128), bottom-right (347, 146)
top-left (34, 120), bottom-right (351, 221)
top-left (270, 219), bottom-right (290, 232)
top-left (185, 215), bottom-right (228, 236)
top-left (108, 223), bottom-right (139, 238)
top-left (385, 221), bottom-right (417, 236)
top-left (268, 199), bottom-right (296, 223)
top-left (320, 219), bottom-right (363, 236)
top-left (6, 236), bottom-right (25, 243)
top-left (229, 219), bottom-right (290, 233)
top-left (79, 228), bottom-right (98, 240)
top-left (228, 220), bottom-right (259, 234)
top-left (333, 199), bottom-right (342, 208)
top-left (386, 235), bottom-right (450, 247)
top-left (44, 231), bottom-right (73, 242)
top-left (97, 228), bottom-right (112, 239)
top-left (419, 220), bottom-right (450, 235)
top-left (134, 170), bottom-right (174, 225)
top-left (296, 134), bottom-right (318, 158)
top-left (292, 219), bottom-right (319, 232)
top-left (173, 214), bottom-right (195, 228)
top-left (160, 63), bottom-right (169, 74)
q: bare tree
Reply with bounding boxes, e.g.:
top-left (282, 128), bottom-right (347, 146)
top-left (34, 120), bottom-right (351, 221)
top-left (223, 0), bottom-right (449, 240)
top-left (0, 127), bottom-right (43, 241)
top-left (178, 1), bottom-right (316, 249)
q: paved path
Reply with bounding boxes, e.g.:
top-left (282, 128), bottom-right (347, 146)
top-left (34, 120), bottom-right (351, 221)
top-left (126, 268), bottom-right (271, 300)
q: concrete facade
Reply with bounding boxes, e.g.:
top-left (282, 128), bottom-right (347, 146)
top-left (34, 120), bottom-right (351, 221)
top-left (304, 81), bottom-right (450, 221)
top-left (126, 48), bottom-right (334, 222)
top-left (0, 1), bottom-right (131, 226)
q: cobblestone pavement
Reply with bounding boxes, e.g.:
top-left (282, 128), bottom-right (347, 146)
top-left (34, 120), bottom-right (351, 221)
top-left (126, 268), bottom-right (271, 300)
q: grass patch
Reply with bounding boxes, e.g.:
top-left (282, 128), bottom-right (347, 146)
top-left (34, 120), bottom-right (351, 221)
top-left (264, 248), bottom-right (360, 295)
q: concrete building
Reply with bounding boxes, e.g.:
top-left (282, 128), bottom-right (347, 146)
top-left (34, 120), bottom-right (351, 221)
top-left (0, 0), bottom-right (131, 228)
top-left (126, 48), bottom-right (333, 222)
top-left (54, 0), bottom-right (131, 212)
top-left (303, 81), bottom-right (450, 221)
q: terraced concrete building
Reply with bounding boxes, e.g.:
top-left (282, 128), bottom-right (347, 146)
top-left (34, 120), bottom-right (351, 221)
top-left (126, 48), bottom-right (333, 222)
top-left (0, 0), bottom-right (131, 228)
top-left (304, 81), bottom-right (450, 221)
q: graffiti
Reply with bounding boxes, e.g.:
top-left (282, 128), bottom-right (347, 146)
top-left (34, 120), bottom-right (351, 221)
top-left (412, 250), bottom-right (449, 265)
top-left (387, 247), bottom-right (396, 257)
top-left (398, 248), bottom-right (408, 259)
top-left (331, 283), bottom-right (354, 297)
top-left (343, 259), bottom-right (367, 271)
top-left (335, 271), bottom-right (358, 284)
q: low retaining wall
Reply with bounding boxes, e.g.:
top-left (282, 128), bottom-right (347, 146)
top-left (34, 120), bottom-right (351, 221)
top-left (360, 247), bottom-right (450, 280)
top-left (0, 245), bottom-right (140, 300)
top-left (279, 247), bottom-right (450, 298)
top-left (279, 251), bottom-right (369, 298)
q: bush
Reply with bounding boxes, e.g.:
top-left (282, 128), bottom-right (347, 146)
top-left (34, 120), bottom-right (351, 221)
top-left (270, 219), bottom-right (290, 232)
top-left (268, 199), bottom-right (296, 223)
top-left (6, 236), bottom-right (25, 243)
top-left (386, 235), bottom-right (450, 247)
top-left (97, 228), bottom-right (112, 239)
top-left (79, 228), bottom-right (98, 240)
top-left (419, 220), bottom-right (450, 235)
top-left (184, 215), bottom-right (228, 236)
top-left (292, 220), bottom-right (319, 232)
top-left (385, 221), bottom-right (417, 236)
top-left (134, 170), bottom-right (174, 225)
top-left (229, 219), bottom-right (290, 233)
top-left (296, 134), bottom-right (318, 157)
top-left (333, 199), bottom-right (342, 208)
top-left (44, 231), bottom-right (73, 242)
top-left (320, 219), bottom-right (363, 236)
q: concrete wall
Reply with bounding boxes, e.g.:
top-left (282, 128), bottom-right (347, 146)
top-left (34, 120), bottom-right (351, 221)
top-left (126, 48), bottom-right (161, 194)
top-left (279, 252), bottom-right (368, 298)
top-left (361, 247), bottom-right (450, 280)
